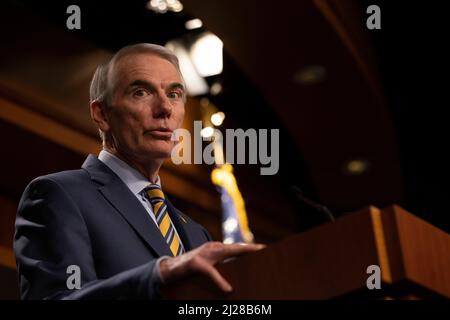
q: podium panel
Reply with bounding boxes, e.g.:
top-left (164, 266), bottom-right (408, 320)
top-left (162, 206), bottom-right (450, 299)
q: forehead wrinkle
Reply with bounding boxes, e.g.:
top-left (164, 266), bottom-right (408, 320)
top-left (110, 55), bottom-right (183, 95)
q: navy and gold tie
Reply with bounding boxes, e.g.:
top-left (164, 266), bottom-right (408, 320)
top-left (146, 184), bottom-right (184, 256)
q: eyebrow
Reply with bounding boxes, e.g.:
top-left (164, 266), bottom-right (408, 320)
top-left (129, 79), bottom-right (155, 91)
top-left (167, 82), bottom-right (186, 93)
top-left (129, 79), bottom-right (185, 93)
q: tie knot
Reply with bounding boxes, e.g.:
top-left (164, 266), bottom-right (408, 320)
top-left (146, 184), bottom-right (165, 202)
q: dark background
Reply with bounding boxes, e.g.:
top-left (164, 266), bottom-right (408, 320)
top-left (0, 0), bottom-right (449, 299)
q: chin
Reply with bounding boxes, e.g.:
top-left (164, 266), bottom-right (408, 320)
top-left (143, 142), bottom-right (174, 159)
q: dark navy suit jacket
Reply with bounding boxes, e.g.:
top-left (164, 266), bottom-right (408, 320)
top-left (13, 155), bottom-right (212, 299)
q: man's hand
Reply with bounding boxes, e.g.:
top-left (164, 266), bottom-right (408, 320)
top-left (159, 242), bottom-right (266, 292)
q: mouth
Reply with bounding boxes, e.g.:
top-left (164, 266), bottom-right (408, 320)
top-left (145, 128), bottom-right (174, 139)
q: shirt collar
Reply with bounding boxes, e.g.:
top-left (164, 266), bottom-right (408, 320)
top-left (98, 149), bottom-right (161, 196)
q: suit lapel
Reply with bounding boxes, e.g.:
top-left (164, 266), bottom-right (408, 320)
top-left (82, 155), bottom-right (173, 257)
top-left (166, 198), bottom-right (210, 251)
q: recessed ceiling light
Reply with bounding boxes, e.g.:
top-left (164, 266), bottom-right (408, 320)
top-left (185, 18), bottom-right (203, 30)
top-left (146, 0), bottom-right (183, 14)
top-left (344, 159), bottom-right (370, 175)
top-left (210, 82), bottom-right (223, 95)
top-left (293, 65), bottom-right (327, 85)
top-left (211, 112), bottom-right (225, 126)
top-left (200, 126), bottom-right (214, 138)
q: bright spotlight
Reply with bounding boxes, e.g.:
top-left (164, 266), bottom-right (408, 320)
top-left (200, 126), bottom-right (214, 138)
top-left (190, 32), bottom-right (223, 77)
top-left (211, 112), bottom-right (225, 126)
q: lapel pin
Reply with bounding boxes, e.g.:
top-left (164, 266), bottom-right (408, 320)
top-left (180, 215), bottom-right (187, 224)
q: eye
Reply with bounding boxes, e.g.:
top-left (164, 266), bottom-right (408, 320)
top-left (133, 89), bottom-right (149, 97)
top-left (167, 91), bottom-right (182, 100)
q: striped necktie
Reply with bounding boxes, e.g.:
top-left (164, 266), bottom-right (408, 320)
top-left (146, 184), bottom-right (184, 256)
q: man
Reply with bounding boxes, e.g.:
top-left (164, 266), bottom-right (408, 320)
top-left (13, 43), bottom-right (264, 300)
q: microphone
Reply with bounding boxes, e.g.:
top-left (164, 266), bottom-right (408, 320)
top-left (288, 186), bottom-right (335, 223)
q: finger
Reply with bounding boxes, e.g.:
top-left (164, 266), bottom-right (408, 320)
top-left (195, 257), bottom-right (233, 292)
top-left (216, 243), bottom-right (266, 259)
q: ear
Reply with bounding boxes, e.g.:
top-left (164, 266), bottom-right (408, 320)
top-left (90, 100), bottom-right (110, 133)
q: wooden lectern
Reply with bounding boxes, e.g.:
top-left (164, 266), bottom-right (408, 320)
top-left (162, 205), bottom-right (450, 299)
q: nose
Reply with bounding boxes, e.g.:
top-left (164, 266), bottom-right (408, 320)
top-left (153, 90), bottom-right (172, 119)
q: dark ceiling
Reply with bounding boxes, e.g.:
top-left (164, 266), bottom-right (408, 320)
top-left (5, 0), bottom-right (450, 233)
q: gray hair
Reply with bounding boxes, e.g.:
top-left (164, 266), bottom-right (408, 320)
top-left (89, 43), bottom-right (185, 142)
top-left (90, 43), bottom-right (184, 105)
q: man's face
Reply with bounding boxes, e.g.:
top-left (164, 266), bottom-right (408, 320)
top-left (105, 53), bottom-right (185, 162)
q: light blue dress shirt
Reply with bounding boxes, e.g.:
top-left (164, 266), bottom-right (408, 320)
top-left (98, 149), bottom-right (162, 226)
